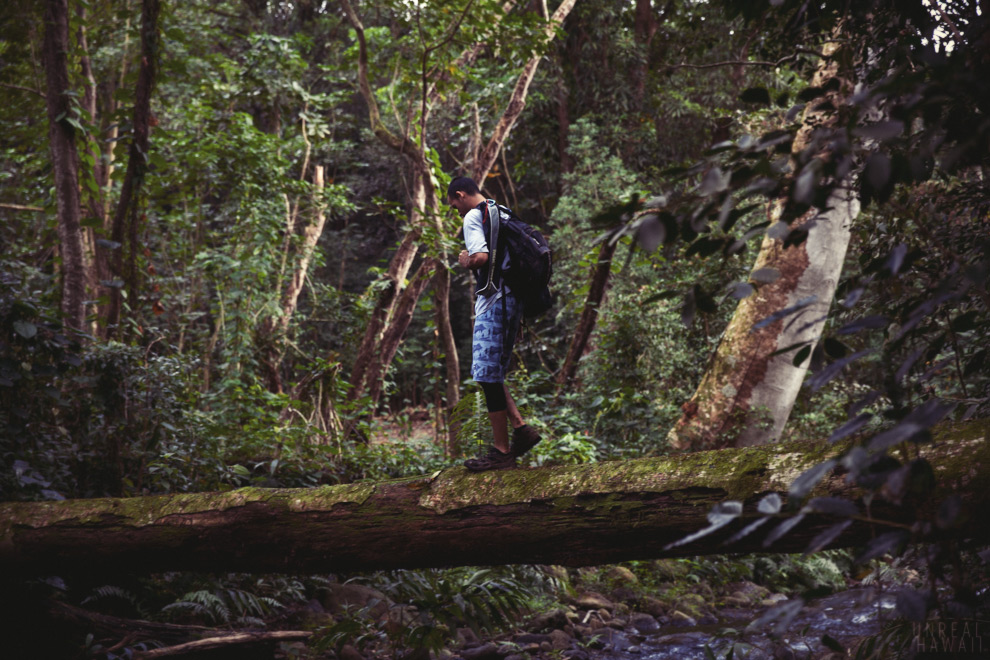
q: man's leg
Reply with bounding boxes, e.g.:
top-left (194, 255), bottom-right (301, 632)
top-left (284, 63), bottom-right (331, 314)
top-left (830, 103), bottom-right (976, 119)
top-left (504, 385), bottom-right (524, 430)
top-left (464, 380), bottom-right (515, 471)
top-left (505, 382), bottom-right (542, 457)
top-left (489, 409), bottom-right (511, 453)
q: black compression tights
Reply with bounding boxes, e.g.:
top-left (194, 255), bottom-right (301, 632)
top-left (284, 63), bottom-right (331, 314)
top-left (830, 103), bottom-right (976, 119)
top-left (479, 381), bottom-right (507, 413)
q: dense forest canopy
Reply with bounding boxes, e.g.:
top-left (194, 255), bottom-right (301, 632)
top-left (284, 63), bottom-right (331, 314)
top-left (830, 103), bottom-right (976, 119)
top-left (1, 0), bottom-right (989, 655)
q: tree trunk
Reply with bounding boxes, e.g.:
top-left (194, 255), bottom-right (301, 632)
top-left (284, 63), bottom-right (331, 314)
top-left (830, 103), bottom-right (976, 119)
top-left (42, 0), bottom-right (87, 334)
top-left (433, 266), bottom-right (462, 449)
top-left (363, 259), bottom-right (438, 409)
top-left (667, 38), bottom-right (857, 451)
top-left (2, 420), bottom-right (986, 575)
top-left (556, 239), bottom-right (619, 388)
top-left (105, 0), bottom-right (161, 337)
top-left (259, 165), bottom-right (329, 393)
top-left (557, 74), bottom-right (573, 179)
top-left (75, 3), bottom-right (103, 331)
top-left (348, 190), bottom-right (425, 401)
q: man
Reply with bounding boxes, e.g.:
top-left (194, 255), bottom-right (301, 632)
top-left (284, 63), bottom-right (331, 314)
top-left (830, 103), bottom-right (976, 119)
top-left (447, 176), bottom-right (541, 471)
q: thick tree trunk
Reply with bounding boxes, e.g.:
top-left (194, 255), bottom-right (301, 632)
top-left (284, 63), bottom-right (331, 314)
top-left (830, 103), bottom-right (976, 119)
top-left (105, 0), bottom-right (161, 337)
top-left (43, 0), bottom-right (87, 334)
top-left (667, 38), bottom-right (857, 451)
top-left (556, 239), bottom-right (619, 388)
top-left (734, 188), bottom-right (855, 446)
top-left (2, 420), bottom-right (986, 575)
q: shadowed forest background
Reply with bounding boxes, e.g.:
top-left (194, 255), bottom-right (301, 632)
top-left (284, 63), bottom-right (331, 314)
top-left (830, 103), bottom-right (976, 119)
top-left (1, 0), bottom-right (989, 658)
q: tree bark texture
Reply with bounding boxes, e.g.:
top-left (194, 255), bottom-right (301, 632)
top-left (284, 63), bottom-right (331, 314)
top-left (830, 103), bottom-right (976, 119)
top-left (2, 420), bottom-right (986, 576)
top-left (105, 0), bottom-right (161, 337)
top-left (43, 0), bottom-right (87, 334)
top-left (667, 38), bottom-right (857, 451)
top-left (556, 239), bottom-right (618, 388)
top-left (75, 3), bottom-right (103, 328)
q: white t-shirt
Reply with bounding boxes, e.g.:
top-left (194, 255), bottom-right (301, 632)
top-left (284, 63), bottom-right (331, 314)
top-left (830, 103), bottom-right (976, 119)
top-left (463, 204), bottom-right (511, 316)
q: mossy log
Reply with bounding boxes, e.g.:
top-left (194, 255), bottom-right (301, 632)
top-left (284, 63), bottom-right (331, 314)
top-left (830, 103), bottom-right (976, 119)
top-left (2, 420), bottom-right (987, 575)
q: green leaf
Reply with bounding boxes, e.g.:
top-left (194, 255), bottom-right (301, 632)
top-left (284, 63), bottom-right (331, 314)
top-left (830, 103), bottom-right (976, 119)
top-left (642, 290), bottom-right (679, 304)
top-left (821, 634), bottom-right (845, 653)
top-left (727, 282), bottom-right (755, 300)
top-left (823, 337), bottom-right (849, 358)
top-left (855, 530), bottom-right (909, 563)
top-left (789, 459), bottom-right (837, 499)
top-left (757, 493), bottom-right (782, 515)
top-left (805, 496), bottom-right (857, 517)
top-left (951, 310), bottom-right (980, 332)
top-left (750, 267), bottom-right (780, 283)
top-left (13, 321), bottom-right (37, 339)
top-left (763, 514), bottom-right (805, 547)
top-left (827, 413), bottom-right (873, 443)
top-left (739, 87), bottom-right (771, 105)
top-left (936, 495), bottom-right (965, 530)
top-left (853, 121), bottom-right (905, 140)
top-left (793, 165), bottom-right (818, 205)
top-left (804, 520), bottom-right (852, 555)
top-left (864, 153), bottom-right (892, 199)
top-left (792, 345), bottom-right (812, 367)
top-left (232, 464), bottom-right (251, 477)
top-left (664, 501), bottom-right (742, 550)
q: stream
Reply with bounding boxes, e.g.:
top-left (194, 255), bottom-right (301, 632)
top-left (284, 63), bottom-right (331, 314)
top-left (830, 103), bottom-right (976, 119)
top-left (586, 588), bottom-right (903, 659)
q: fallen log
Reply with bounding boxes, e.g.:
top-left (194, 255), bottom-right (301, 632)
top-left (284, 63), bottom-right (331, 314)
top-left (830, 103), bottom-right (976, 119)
top-left (1, 420), bottom-right (987, 575)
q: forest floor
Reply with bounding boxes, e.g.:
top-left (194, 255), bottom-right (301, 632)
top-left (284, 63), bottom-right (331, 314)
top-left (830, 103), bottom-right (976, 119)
top-left (369, 408), bottom-right (438, 446)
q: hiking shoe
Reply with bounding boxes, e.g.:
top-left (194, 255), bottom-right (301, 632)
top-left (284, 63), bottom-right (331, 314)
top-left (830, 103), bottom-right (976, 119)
top-left (464, 446), bottom-right (516, 472)
top-left (511, 424), bottom-right (542, 457)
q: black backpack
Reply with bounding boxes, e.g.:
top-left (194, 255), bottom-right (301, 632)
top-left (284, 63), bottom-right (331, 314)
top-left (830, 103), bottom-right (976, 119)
top-left (493, 204), bottom-right (553, 319)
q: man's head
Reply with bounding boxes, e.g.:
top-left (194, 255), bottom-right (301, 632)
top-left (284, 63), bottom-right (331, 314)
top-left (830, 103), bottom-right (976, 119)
top-left (447, 176), bottom-right (485, 217)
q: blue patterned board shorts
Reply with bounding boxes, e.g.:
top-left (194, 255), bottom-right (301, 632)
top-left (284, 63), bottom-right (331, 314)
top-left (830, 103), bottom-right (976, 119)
top-left (471, 293), bottom-right (522, 383)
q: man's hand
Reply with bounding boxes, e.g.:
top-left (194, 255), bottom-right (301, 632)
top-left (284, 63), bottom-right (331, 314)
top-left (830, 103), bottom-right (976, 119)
top-left (458, 250), bottom-right (488, 269)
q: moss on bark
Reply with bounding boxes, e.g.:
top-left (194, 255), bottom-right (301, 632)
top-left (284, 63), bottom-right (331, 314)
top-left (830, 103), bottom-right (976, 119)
top-left (1, 420), bottom-right (986, 574)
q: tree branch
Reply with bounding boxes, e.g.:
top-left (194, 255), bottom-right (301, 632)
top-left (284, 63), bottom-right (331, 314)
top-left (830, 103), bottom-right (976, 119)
top-left (0, 82), bottom-right (45, 99)
top-left (0, 202), bottom-right (45, 212)
top-left (473, 0), bottom-right (578, 184)
top-left (668, 48), bottom-right (822, 71)
top-left (135, 632), bottom-right (313, 659)
top-left (339, 0), bottom-right (417, 156)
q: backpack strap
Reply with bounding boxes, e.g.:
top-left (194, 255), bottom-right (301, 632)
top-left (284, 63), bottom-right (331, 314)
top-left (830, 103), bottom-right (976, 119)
top-left (476, 200), bottom-right (501, 297)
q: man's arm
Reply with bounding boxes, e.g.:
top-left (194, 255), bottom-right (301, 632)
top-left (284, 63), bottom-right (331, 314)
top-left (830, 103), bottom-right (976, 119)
top-left (458, 250), bottom-right (489, 269)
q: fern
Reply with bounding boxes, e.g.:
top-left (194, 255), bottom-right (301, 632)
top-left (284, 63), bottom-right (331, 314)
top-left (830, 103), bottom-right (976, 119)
top-left (81, 584), bottom-right (149, 619)
top-left (450, 390), bottom-right (491, 456)
top-left (163, 590), bottom-right (231, 625)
